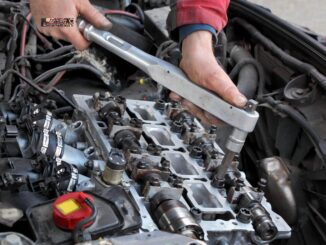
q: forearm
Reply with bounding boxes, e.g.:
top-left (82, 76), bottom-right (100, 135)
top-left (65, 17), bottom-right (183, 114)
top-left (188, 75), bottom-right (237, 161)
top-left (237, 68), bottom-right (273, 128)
top-left (167, 0), bottom-right (230, 41)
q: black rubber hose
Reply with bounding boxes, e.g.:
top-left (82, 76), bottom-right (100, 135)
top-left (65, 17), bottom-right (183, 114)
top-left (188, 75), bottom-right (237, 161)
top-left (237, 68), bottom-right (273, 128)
top-left (0, 70), bottom-right (76, 108)
top-left (0, 20), bottom-right (15, 28)
top-left (233, 18), bottom-right (326, 91)
top-left (108, 15), bottom-right (143, 33)
top-left (33, 64), bottom-right (105, 84)
top-left (219, 31), bottom-right (228, 68)
top-left (109, 22), bottom-right (152, 52)
top-left (15, 45), bottom-right (74, 63)
top-left (29, 52), bottom-right (76, 63)
top-left (261, 96), bottom-right (326, 161)
top-left (0, 26), bottom-right (11, 33)
top-left (0, 1), bottom-right (21, 9)
top-left (230, 45), bottom-right (259, 98)
top-left (73, 198), bottom-right (97, 243)
top-left (52, 106), bottom-right (74, 115)
top-left (229, 58), bottom-right (266, 98)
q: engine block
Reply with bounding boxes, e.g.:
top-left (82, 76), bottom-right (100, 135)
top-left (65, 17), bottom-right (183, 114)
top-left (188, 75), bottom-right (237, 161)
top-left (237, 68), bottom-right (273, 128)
top-left (0, 93), bottom-right (290, 245)
top-left (72, 93), bottom-right (291, 244)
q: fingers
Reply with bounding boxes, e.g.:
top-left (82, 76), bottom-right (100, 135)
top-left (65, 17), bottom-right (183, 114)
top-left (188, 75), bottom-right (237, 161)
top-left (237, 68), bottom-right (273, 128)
top-left (203, 112), bottom-right (225, 126)
top-left (180, 30), bottom-right (248, 108)
top-left (205, 67), bottom-right (248, 108)
top-left (77, 0), bottom-right (112, 30)
top-left (181, 100), bottom-right (222, 127)
top-left (169, 92), bottom-right (182, 102)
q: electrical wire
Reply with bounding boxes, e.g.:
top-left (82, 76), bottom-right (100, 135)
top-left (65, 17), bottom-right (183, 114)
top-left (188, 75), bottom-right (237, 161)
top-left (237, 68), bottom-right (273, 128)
top-left (18, 13), bottom-right (53, 51)
top-left (233, 18), bottom-right (326, 91)
top-left (156, 40), bottom-right (178, 58)
top-left (33, 63), bottom-right (105, 84)
top-left (43, 57), bottom-right (77, 89)
top-left (4, 13), bottom-right (19, 101)
top-left (103, 9), bottom-right (140, 20)
top-left (15, 45), bottom-right (74, 63)
top-left (28, 52), bottom-right (76, 63)
top-left (0, 26), bottom-right (11, 33)
top-left (73, 198), bottom-right (97, 243)
top-left (125, 3), bottom-right (145, 24)
top-left (0, 69), bottom-right (76, 108)
top-left (260, 96), bottom-right (326, 162)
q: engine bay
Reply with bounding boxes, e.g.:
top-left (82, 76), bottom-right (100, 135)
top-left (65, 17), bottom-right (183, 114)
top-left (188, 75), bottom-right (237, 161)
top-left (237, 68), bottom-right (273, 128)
top-left (0, 1), bottom-right (326, 245)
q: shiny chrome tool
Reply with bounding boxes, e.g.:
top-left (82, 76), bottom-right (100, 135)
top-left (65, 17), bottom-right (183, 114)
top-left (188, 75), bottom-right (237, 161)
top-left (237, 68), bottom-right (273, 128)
top-left (78, 19), bottom-right (260, 185)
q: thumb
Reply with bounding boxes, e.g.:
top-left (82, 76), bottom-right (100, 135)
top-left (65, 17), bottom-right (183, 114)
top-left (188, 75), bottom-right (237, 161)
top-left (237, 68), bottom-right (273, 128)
top-left (77, 0), bottom-right (112, 30)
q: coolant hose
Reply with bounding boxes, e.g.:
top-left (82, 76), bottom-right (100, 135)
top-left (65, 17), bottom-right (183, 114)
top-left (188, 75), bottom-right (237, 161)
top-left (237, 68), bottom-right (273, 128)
top-left (233, 18), bottom-right (326, 91)
top-left (230, 45), bottom-right (259, 98)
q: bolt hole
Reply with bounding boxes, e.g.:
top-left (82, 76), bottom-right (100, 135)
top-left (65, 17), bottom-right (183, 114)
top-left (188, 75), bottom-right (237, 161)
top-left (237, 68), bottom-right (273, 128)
top-left (97, 121), bottom-right (107, 128)
top-left (72, 121), bottom-right (83, 130)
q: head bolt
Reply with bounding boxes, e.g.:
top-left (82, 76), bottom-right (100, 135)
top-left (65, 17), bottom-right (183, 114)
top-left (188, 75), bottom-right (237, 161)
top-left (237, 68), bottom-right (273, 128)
top-left (211, 176), bottom-right (225, 188)
top-left (209, 125), bottom-right (218, 134)
top-left (149, 177), bottom-right (160, 186)
top-left (154, 99), bottom-right (166, 111)
top-left (171, 121), bottom-right (183, 133)
top-left (237, 208), bottom-right (251, 224)
top-left (190, 146), bottom-right (203, 159)
top-left (258, 178), bottom-right (267, 191)
top-left (137, 161), bottom-right (148, 169)
top-left (160, 159), bottom-right (170, 171)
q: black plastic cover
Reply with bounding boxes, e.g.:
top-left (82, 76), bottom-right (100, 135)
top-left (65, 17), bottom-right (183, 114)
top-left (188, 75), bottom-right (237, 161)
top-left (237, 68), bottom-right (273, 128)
top-left (26, 193), bottom-right (124, 244)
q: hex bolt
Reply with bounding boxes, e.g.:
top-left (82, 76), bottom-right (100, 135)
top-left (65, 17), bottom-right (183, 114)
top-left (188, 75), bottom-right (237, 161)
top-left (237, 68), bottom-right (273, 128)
top-left (168, 174), bottom-right (177, 183)
top-left (130, 118), bottom-right (143, 128)
top-left (115, 96), bottom-right (126, 104)
top-left (160, 159), bottom-right (170, 171)
top-left (211, 176), bottom-right (225, 188)
top-left (149, 177), bottom-right (160, 186)
top-left (93, 92), bottom-right (100, 101)
top-left (234, 178), bottom-right (245, 191)
top-left (154, 99), bottom-right (166, 111)
top-left (84, 160), bottom-right (94, 169)
top-left (190, 207), bottom-right (202, 222)
top-left (209, 125), bottom-right (218, 134)
top-left (171, 121), bottom-right (183, 133)
top-left (147, 144), bottom-right (162, 156)
top-left (99, 91), bottom-right (107, 100)
top-left (171, 101), bottom-right (179, 108)
top-left (237, 208), bottom-right (251, 224)
top-left (190, 146), bottom-right (203, 159)
top-left (258, 178), bottom-right (267, 192)
top-left (137, 161), bottom-right (148, 169)
top-left (190, 123), bottom-right (197, 132)
top-left (174, 177), bottom-right (184, 188)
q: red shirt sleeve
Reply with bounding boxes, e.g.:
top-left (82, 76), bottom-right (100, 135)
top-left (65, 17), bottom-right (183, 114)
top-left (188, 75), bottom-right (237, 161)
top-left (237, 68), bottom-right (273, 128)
top-left (167, 0), bottom-right (230, 40)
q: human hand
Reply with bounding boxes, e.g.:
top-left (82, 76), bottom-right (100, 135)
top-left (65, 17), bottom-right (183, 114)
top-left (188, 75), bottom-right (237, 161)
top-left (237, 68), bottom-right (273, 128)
top-left (170, 30), bottom-right (247, 126)
top-left (29, 0), bottom-right (112, 50)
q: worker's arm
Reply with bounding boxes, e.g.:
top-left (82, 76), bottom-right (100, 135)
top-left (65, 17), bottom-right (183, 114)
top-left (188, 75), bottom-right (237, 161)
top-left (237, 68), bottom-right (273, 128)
top-left (167, 0), bottom-right (246, 125)
top-left (167, 0), bottom-right (230, 40)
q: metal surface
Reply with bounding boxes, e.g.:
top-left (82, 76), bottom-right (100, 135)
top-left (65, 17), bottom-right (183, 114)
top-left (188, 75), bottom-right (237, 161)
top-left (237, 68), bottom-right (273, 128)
top-left (77, 20), bottom-right (261, 187)
top-left (77, 20), bottom-right (259, 133)
top-left (260, 157), bottom-right (297, 225)
top-left (72, 94), bottom-right (291, 244)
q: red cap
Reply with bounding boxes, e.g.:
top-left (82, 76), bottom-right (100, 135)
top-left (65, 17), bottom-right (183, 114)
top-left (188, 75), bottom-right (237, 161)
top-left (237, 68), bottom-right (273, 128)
top-left (53, 192), bottom-right (95, 231)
